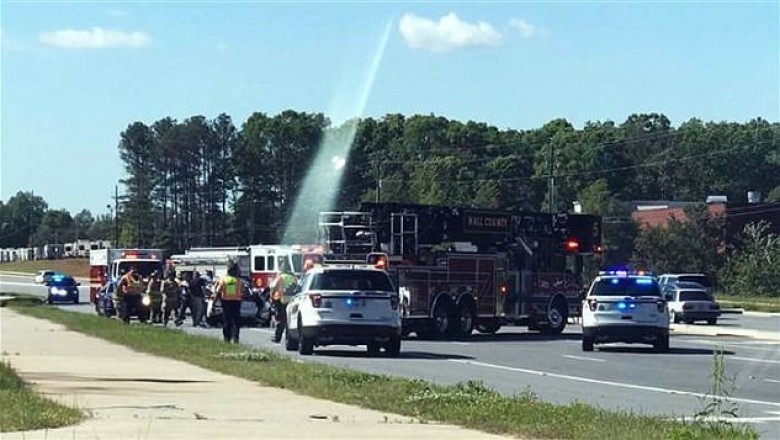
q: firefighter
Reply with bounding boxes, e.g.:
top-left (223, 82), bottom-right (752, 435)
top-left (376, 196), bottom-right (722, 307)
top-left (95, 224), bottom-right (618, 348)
top-left (161, 271), bottom-right (179, 326)
top-left (214, 262), bottom-right (243, 343)
top-left (116, 266), bottom-right (145, 324)
top-left (146, 271), bottom-right (163, 324)
top-left (271, 260), bottom-right (297, 343)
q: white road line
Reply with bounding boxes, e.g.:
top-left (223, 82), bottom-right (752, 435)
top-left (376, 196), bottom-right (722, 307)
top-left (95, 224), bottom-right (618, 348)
top-left (732, 356), bottom-right (780, 365)
top-left (0, 281), bottom-right (38, 287)
top-left (562, 355), bottom-right (605, 363)
top-left (448, 359), bottom-right (780, 408)
top-left (677, 339), bottom-right (780, 352)
top-left (764, 379), bottom-right (780, 384)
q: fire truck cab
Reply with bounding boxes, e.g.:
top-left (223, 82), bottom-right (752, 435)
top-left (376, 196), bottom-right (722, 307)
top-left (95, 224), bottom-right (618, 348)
top-left (318, 203), bottom-right (602, 339)
top-left (89, 248), bottom-right (165, 303)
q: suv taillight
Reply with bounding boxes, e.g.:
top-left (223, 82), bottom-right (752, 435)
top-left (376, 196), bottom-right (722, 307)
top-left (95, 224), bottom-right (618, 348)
top-left (587, 298), bottom-right (598, 311)
top-left (310, 294), bottom-right (323, 308)
top-left (390, 295), bottom-right (399, 310)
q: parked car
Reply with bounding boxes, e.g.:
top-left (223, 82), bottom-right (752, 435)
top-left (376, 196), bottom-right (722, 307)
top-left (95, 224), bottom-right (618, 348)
top-left (582, 273), bottom-right (669, 352)
top-left (284, 265), bottom-right (402, 356)
top-left (658, 273), bottom-right (714, 299)
top-left (663, 282), bottom-right (720, 325)
top-left (35, 270), bottom-right (57, 284)
top-left (47, 274), bottom-right (80, 304)
top-left (95, 282), bottom-right (117, 317)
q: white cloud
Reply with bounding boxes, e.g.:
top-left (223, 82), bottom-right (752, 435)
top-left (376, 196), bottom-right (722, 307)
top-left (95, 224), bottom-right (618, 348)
top-left (39, 27), bottom-right (151, 49)
top-left (509, 19), bottom-right (537, 39)
top-left (399, 12), bottom-right (502, 53)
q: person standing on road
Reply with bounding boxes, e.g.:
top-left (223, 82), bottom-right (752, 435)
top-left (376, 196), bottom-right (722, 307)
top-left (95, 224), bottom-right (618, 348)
top-left (161, 271), bottom-right (179, 327)
top-left (271, 260), bottom-right (297, 343)
top-left (214, 263), bottom-right (244, 343)
top-left (116, 266), bottom-right (144, 324)
top-left (174, 272), bottom-right (192, 327)
top-left (146, 271), bottom-right (163, 324)
top-left (189, 271), bottom-right (207, 328)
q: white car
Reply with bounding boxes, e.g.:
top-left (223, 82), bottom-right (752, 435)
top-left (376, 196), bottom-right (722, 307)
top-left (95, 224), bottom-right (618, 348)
top-left (34, 270), bottom-right (56, 284)
top-left (582, 273), bottom-right (669, 352)
top-left (663, 282), bottom-right (720, 325)
top-left (284, 265), bottom-right (402, 356)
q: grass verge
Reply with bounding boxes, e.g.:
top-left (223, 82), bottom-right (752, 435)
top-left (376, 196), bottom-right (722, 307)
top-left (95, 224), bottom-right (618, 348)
top-left (0, 259), bottom-right (89, 279)
top-left (717, 295), bottom-right (780, 313)
top-left (0, 361), bottom-right (84, 432)
top-left (10, 303), bottom-right (757, 440)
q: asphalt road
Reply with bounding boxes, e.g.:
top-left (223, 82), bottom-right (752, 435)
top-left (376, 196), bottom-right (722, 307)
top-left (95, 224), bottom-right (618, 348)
top-left (0, 273), bottom-right (91, 303)
top-left (2, 273), bottom-right (778, 438)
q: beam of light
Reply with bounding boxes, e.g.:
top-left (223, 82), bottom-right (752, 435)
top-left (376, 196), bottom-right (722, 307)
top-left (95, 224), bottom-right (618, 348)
top-left (282, 18), bottom-right (393, 244)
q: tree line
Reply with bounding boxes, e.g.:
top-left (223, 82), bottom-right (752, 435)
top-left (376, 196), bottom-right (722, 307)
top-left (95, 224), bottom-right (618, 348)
top-left (2, 111), bottom-right (778, 296)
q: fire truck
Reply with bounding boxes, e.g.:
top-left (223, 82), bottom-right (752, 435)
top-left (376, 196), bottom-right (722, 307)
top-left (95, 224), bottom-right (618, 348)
top-left (247, 244), bottom-right (323, 290)
top-left (89, 248), bottom-right (165, 303)
top-left (318, 202), bottom-right (602, 339)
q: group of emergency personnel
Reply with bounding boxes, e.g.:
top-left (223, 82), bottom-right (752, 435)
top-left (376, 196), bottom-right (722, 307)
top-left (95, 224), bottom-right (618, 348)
top-left (113, 257), bottom-right (311, 345)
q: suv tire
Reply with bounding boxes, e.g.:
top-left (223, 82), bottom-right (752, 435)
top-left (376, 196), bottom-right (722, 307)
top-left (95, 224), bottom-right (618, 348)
top-left (653, 335), bottom-right (669, 353)
top-left (582, 335), bottom-right (595, 352)
top-left (284, 328), bottom-right (298, 351)
top-left (384, 336), bottom-right (401, 357)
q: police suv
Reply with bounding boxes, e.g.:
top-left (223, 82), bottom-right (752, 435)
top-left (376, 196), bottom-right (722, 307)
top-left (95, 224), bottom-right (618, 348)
top-left (284, 264), bottom-right (402, 357)
top-left (582, 271), bottom-right (669, 352)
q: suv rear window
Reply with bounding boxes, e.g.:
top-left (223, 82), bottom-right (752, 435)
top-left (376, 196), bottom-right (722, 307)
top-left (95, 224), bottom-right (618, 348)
top-left (311, 270), bottom-right (394, 292)
top-left (678, 276), bottom-right (712, 288)
top-left (679, 290), bottom-right (710, 301)
top-left (590, 278), bottom-right (660, 297)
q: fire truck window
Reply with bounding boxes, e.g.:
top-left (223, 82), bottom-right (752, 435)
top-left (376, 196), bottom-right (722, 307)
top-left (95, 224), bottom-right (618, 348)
top-left (291, 254), bottom-right (303, 273)
top-left (254, 257), bottom-right (265, 271)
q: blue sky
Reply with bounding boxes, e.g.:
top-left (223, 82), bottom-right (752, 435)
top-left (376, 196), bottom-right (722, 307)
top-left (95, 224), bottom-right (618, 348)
top-left (2, 1), bottom-right (778, 216)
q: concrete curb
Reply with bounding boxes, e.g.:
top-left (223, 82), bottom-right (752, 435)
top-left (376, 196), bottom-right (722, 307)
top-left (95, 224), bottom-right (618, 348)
top-left (671, 323), bottom-right (780, 341)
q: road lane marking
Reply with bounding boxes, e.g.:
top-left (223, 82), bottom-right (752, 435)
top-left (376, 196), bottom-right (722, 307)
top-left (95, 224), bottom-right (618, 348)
top-left (562, 355), bottom-right (605, 363)
top-left (764, 379), bottom-right (780, 384)
top-left (448, 359), bottom-right (780, 408)
top-left (732, 356), bottom-right (780, 365)
top-left (677, 339), bottom-right (780, 352)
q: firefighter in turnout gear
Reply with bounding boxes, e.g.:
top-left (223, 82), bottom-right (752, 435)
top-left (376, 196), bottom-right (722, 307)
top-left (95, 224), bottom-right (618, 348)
top-left (214, 262), bottom-right (243, 343)
top-left (271, 259), bottom-right (297, 343)
top-left (146, 271), bottom-right (163, 324)
top-left (161, 271), bottom-right (179, 326)
top-left (116, 266), bottom-right (145, 324)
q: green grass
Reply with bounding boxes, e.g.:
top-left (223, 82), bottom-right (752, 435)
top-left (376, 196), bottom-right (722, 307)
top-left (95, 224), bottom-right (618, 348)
top-left (0, 361), bottom-right (84, 432)
top-left (0, 259), bottom-right (89, 279)
top-left (10, 303), bottom-right (757, 440)
top-left (717, 295), bottom-right (780, 313)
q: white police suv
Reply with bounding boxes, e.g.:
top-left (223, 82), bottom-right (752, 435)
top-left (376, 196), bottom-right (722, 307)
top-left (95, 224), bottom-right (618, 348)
top-left (284, 264), bottom-right (402, 357)
top-left (582, 271), bottom-right (669, 352)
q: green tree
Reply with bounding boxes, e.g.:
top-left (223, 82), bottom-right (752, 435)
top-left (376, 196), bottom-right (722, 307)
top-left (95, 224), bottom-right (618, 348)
top-left (32, 209), bottom-right (73, 246)
top-left (720, 222), bottom-right (780, 297)
top-left (0, 191), bottom-right (48, 247)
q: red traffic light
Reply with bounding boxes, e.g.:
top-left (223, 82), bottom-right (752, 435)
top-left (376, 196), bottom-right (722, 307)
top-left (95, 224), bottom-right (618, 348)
top-left (564, 239), bottom-right (579, 252)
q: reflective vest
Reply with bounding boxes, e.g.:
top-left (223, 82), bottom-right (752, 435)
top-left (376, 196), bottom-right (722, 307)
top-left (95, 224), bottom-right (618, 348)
top-left (120, 274), bottom-right (144, 296)
top-left (221, 276), bottom-right (242, 302)
top-left (272, 272), bottom-right (296, 303)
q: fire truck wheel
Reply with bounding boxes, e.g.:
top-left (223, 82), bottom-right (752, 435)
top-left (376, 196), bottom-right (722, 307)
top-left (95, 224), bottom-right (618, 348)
top-left (540, 299), bottom-right (567, 335)
top-left (454, 303), bottom-right (475, 338)
top-left (476, 323), bottom-right (501, 334)
top-left (432, 300), bottom-right (454, 338)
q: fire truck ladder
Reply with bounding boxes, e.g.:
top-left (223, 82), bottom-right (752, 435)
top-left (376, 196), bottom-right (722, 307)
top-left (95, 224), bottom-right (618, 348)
top-left (390, 212), bottom-right (418, 256)
top-left (318, 211), bottom-right (376, 257)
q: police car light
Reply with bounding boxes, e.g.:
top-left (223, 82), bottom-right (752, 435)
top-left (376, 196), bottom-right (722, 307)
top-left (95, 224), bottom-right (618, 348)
top-left (635, 278), bottom-right (653, 285)
top-left (617, 302), bottom-right (627, 311)
top-left (610, 278), bottom-right (620, 285)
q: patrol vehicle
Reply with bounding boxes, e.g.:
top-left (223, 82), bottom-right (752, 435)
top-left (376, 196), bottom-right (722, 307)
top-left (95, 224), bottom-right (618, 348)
top-left (581, 271), bottom-right (669, 352)
top-left (284, 264), bottom-right (402, 357)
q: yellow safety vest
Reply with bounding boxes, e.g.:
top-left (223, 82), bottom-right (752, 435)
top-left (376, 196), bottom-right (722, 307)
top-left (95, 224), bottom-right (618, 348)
top-left (222, 276), bottom-right (242, 302)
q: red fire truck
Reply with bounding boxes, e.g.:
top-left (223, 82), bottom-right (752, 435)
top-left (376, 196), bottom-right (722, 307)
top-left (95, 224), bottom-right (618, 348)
top-left (247, 244), bottom-right (324, 290)
top-left (318, 203), bottom-right (602, 339)
top-left (89, 248), bottom-right (164, 303)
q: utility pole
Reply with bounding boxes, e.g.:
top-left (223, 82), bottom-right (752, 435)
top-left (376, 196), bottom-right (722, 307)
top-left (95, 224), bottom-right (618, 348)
top-left (113, 185), bottom-right (119, 246)
top-left (376, 179), bottom-right (382, 203)
top-left (548, 144), bottom-right (555, 212)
